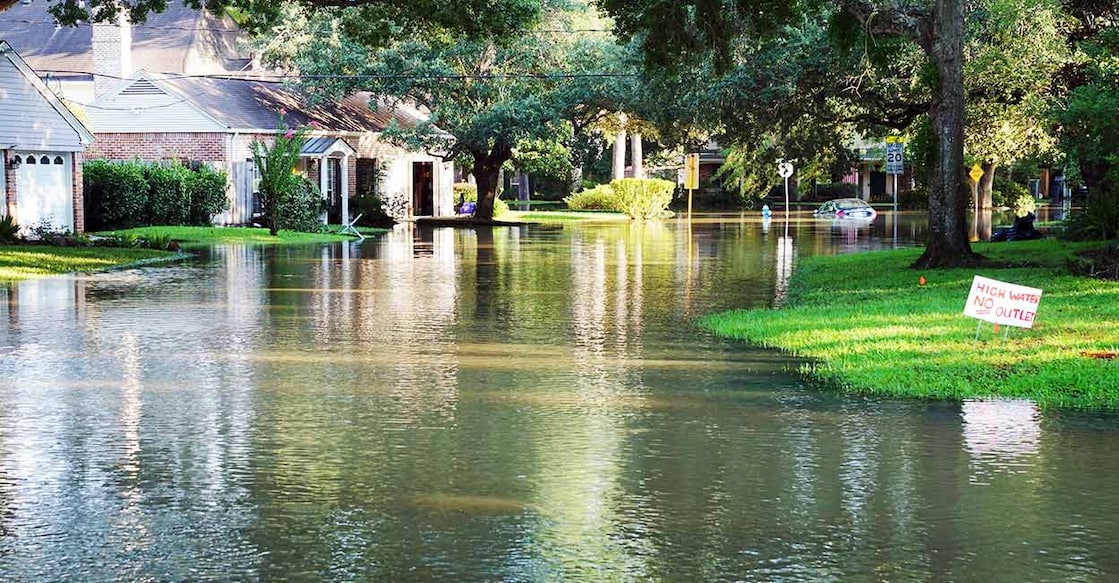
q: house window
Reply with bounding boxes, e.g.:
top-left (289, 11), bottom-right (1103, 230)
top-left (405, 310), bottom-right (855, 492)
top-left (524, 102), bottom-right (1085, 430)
top-left (12, 155), bottom-right (21, 165)
top-left (26, 156), bottom-right (36, 164)
top-left (356, 158), bottom-right (379, 197)
top-left (53, 156), bottom-right (64, 165)
top-left (39, 156), bottom-right (49, 164)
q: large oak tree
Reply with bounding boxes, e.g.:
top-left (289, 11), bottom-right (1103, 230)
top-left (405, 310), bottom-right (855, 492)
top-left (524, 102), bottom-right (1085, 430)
top-left (599, 0), bottom-right (983, 267)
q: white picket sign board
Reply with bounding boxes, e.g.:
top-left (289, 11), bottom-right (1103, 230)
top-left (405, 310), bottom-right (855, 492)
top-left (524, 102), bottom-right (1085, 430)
top-left (963, 275), bottom-right (1043, 329)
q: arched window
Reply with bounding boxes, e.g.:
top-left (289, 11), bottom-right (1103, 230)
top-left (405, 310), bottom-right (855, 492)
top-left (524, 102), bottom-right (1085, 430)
top-left (39, 156), bottom-right (50, 164)
top-left (53, 156), bottom-right (64, 165)
top-left (26, 156), bottom-right (36, 164)
top-left (12, 155), bottom-right (21, 165)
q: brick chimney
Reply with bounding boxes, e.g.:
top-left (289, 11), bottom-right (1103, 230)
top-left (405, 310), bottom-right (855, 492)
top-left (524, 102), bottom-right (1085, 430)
top-left (91, 9), bottom-right (132, 96)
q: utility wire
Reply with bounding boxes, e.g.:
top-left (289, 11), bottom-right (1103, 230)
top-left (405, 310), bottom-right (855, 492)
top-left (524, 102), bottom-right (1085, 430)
top-left (4, 18), bottom-right (613, 35)
top-left (37, 68), bottom-right (638, 82)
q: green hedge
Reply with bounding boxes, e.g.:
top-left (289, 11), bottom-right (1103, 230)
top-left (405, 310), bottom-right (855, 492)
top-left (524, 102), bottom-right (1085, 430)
top-left (611, 178), bottom-right (675, 219)
top-left (564, 184), bottom-right (617, 210)
top-left (84, 160), bottom-right (229, 231)
top-left (85, 160), bottom-right (148, 230)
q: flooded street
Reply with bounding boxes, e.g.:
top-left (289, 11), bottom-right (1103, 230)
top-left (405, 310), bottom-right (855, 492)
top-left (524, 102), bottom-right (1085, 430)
top-left (2, 212), bottom-right (1118, 580)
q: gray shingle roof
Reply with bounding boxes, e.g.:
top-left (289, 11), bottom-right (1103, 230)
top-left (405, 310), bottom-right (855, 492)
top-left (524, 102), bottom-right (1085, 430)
top-left (156, 75), bottom-right (424, 133)
top-left (0, 0), bottom-right (249, 78)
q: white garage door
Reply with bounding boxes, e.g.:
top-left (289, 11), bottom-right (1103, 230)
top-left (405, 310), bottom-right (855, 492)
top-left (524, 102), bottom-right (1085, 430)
top-left (14, 152), bottom-right (73, 234)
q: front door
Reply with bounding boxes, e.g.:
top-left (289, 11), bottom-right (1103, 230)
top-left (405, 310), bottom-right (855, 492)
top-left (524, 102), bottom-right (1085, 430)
top-left (412, 162), bottom-right (434, 217)
top-left (326, 158), bottom-right (343, 224)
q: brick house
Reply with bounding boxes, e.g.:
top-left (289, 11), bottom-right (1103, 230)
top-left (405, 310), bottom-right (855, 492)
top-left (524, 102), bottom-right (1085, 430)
top-left (0, 1), bottom-right (453, 225)
top-left (0, 41), bottom-right (94, 234)
top-left (87, 72), bottom-right (454, 225)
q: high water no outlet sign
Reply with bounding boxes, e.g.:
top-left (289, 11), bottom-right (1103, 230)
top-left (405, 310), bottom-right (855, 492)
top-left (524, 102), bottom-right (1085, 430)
top-left (963, 275), bottom-right (1043, 328)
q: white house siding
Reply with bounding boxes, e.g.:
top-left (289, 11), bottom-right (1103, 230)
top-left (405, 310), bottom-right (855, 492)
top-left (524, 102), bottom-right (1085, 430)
top-left (87, 79), bottom-right (227, 133)
top-left (0, 53), bottom-right (85, 152)
top-left (353, 133), bottom-right (452, 219)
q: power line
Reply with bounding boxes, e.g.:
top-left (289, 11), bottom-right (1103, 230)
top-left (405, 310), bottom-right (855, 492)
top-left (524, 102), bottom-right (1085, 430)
top-left (3, 18), bottom-right (614, 35)
top-left (2, 18), bottom-right (244, 34)
top-left (35, 68), bottom-right (638, 82)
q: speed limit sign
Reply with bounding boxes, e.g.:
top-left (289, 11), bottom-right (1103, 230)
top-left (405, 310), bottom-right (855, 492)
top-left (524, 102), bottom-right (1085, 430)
top-left (885, 137), bottom-right (905, 175)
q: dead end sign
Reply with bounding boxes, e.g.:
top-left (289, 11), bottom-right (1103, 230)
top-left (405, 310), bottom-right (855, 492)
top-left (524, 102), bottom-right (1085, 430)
top-left (963, 275), bottom-right (1043, 328)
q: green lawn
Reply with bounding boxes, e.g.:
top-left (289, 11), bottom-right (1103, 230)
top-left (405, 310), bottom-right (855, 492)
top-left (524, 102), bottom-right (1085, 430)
top-left (503, 210), bottom-right (631, 222)
top-left (702, 239), bottom-right (1119, 409)
top-left (0, 245), bottom-right (177, 281)
top-left (95, 226), bottom-right (362, 247)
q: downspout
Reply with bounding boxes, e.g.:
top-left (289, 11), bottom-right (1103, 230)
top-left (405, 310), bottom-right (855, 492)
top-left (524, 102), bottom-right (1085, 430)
top-left (228, 130), bottom-right (239, 224)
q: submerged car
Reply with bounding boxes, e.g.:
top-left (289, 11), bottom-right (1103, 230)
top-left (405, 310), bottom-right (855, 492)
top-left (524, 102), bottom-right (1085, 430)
top-left (813, 198), bottom-right (878, 220)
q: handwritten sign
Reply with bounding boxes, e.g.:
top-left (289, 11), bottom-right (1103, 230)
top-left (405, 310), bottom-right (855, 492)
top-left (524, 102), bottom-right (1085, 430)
top-left (963, 276), bottom-right (1043, 329)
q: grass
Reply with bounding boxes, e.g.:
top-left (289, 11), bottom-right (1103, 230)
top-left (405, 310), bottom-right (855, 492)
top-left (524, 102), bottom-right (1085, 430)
top-left (0, 245), bottom-right (177, 281)
top-left (503, 210), bottom-right (631, 222)
top-left (94, 226), bottom-right (359, 247)
top-left (323, 224), bottom-right (391, 237)
top-left (701, 239), bottom-right (1119, 409)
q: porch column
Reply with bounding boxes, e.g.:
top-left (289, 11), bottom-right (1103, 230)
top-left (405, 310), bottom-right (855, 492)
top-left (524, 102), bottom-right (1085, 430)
top-left (861, 163), bottom-right (871, 201)
top-left (318, 155), bottom-right (328, 224)
top-left (340, 154), bottom-right (350, 225)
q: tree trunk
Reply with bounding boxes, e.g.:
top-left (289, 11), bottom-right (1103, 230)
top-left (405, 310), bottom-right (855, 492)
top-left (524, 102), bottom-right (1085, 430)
top-left (631, 133), bottom-right (644, 179)
top-left (978, 161), bottom-right (996, 209)
top-left (612, 112), bottom-right (627, 180)
top-left (913, 0), bottom-right (981, 269)
top-left (472, 142), bottom-right (513, 221)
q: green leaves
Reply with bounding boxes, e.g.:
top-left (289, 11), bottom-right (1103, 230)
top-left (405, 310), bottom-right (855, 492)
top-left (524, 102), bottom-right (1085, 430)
top-left (250, 114), bottom-right (314, 235)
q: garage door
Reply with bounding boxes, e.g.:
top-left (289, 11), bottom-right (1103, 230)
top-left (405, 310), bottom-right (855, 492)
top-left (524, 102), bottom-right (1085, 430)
top-left (14, 152), bottom-right (72, 234)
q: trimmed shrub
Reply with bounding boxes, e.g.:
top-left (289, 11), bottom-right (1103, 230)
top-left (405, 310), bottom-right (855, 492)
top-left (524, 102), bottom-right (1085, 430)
top-left (493, 197), bottom-right (509, 217)
top-left (352, 190), bottom-right (396, 228)
top-left (564, 184), bottom-right (617, 210)
top-left (454, 182), bottom-right (478, 204)
top-left (1009, 193), bottom-right (1037, 217)
top-left (189, 164), bottom-right (229, 225)
top-left (611, 178), bottom-right (675, 219)
top-left (144, 163), bottom-right (193, 225)
top-left (84, 159), bottom-right (148, 230)
top-left (993, 176), bottom-right (1030, 209)
top-left (812, 182), bottom-right (858, 202)
top-left (277, 176), bottom-right (324, 233)
top-left (1062, 180), bottom-right (1119, 241)
top-left (897, 188), bottom-right (929, 210)
top-left (84, 160), bottom-right (229, 230)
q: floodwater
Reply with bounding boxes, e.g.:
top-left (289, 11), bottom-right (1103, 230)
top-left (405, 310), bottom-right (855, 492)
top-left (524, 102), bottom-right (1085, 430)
top-left (2, 211), bottom-right (1118, 581)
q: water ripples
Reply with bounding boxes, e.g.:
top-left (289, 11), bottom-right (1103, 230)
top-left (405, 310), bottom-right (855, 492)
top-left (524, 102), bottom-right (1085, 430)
top-left (2, 220), bottom-right (1119, 580)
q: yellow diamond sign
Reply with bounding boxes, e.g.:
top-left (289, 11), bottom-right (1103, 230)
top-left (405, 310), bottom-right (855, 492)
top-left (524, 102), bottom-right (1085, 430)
top-left (969, 164), bottom-right (984, 183)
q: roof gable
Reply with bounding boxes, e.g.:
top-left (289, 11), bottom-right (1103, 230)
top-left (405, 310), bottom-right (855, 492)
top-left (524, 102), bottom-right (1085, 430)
top-left (87, 71), bottom-right (227, 132)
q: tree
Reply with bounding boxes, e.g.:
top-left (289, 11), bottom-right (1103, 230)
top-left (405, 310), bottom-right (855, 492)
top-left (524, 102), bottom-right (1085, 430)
top-left (600, 0), bottom-right (982, 267)
top-left (266, 0), bottom-right (630, 220)
top-left (48, 0), bottom-right (541, 40)
top-left (250, 116), bottom-right (311, 236)
top-left (1053, 0), bottom-right (1119, 188)
top-left (963, 0), bottom-right (1066, 208)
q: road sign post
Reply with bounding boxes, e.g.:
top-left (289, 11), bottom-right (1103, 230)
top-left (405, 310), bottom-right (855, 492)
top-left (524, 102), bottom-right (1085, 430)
top-left (969, 163), bottom-right (985, 213)
top-left (777, 161), bottom-right (794, 238)
top-left (684, 153), bottom-right (700, 219)
top-left (886, 137), bottom-right (905, 246)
